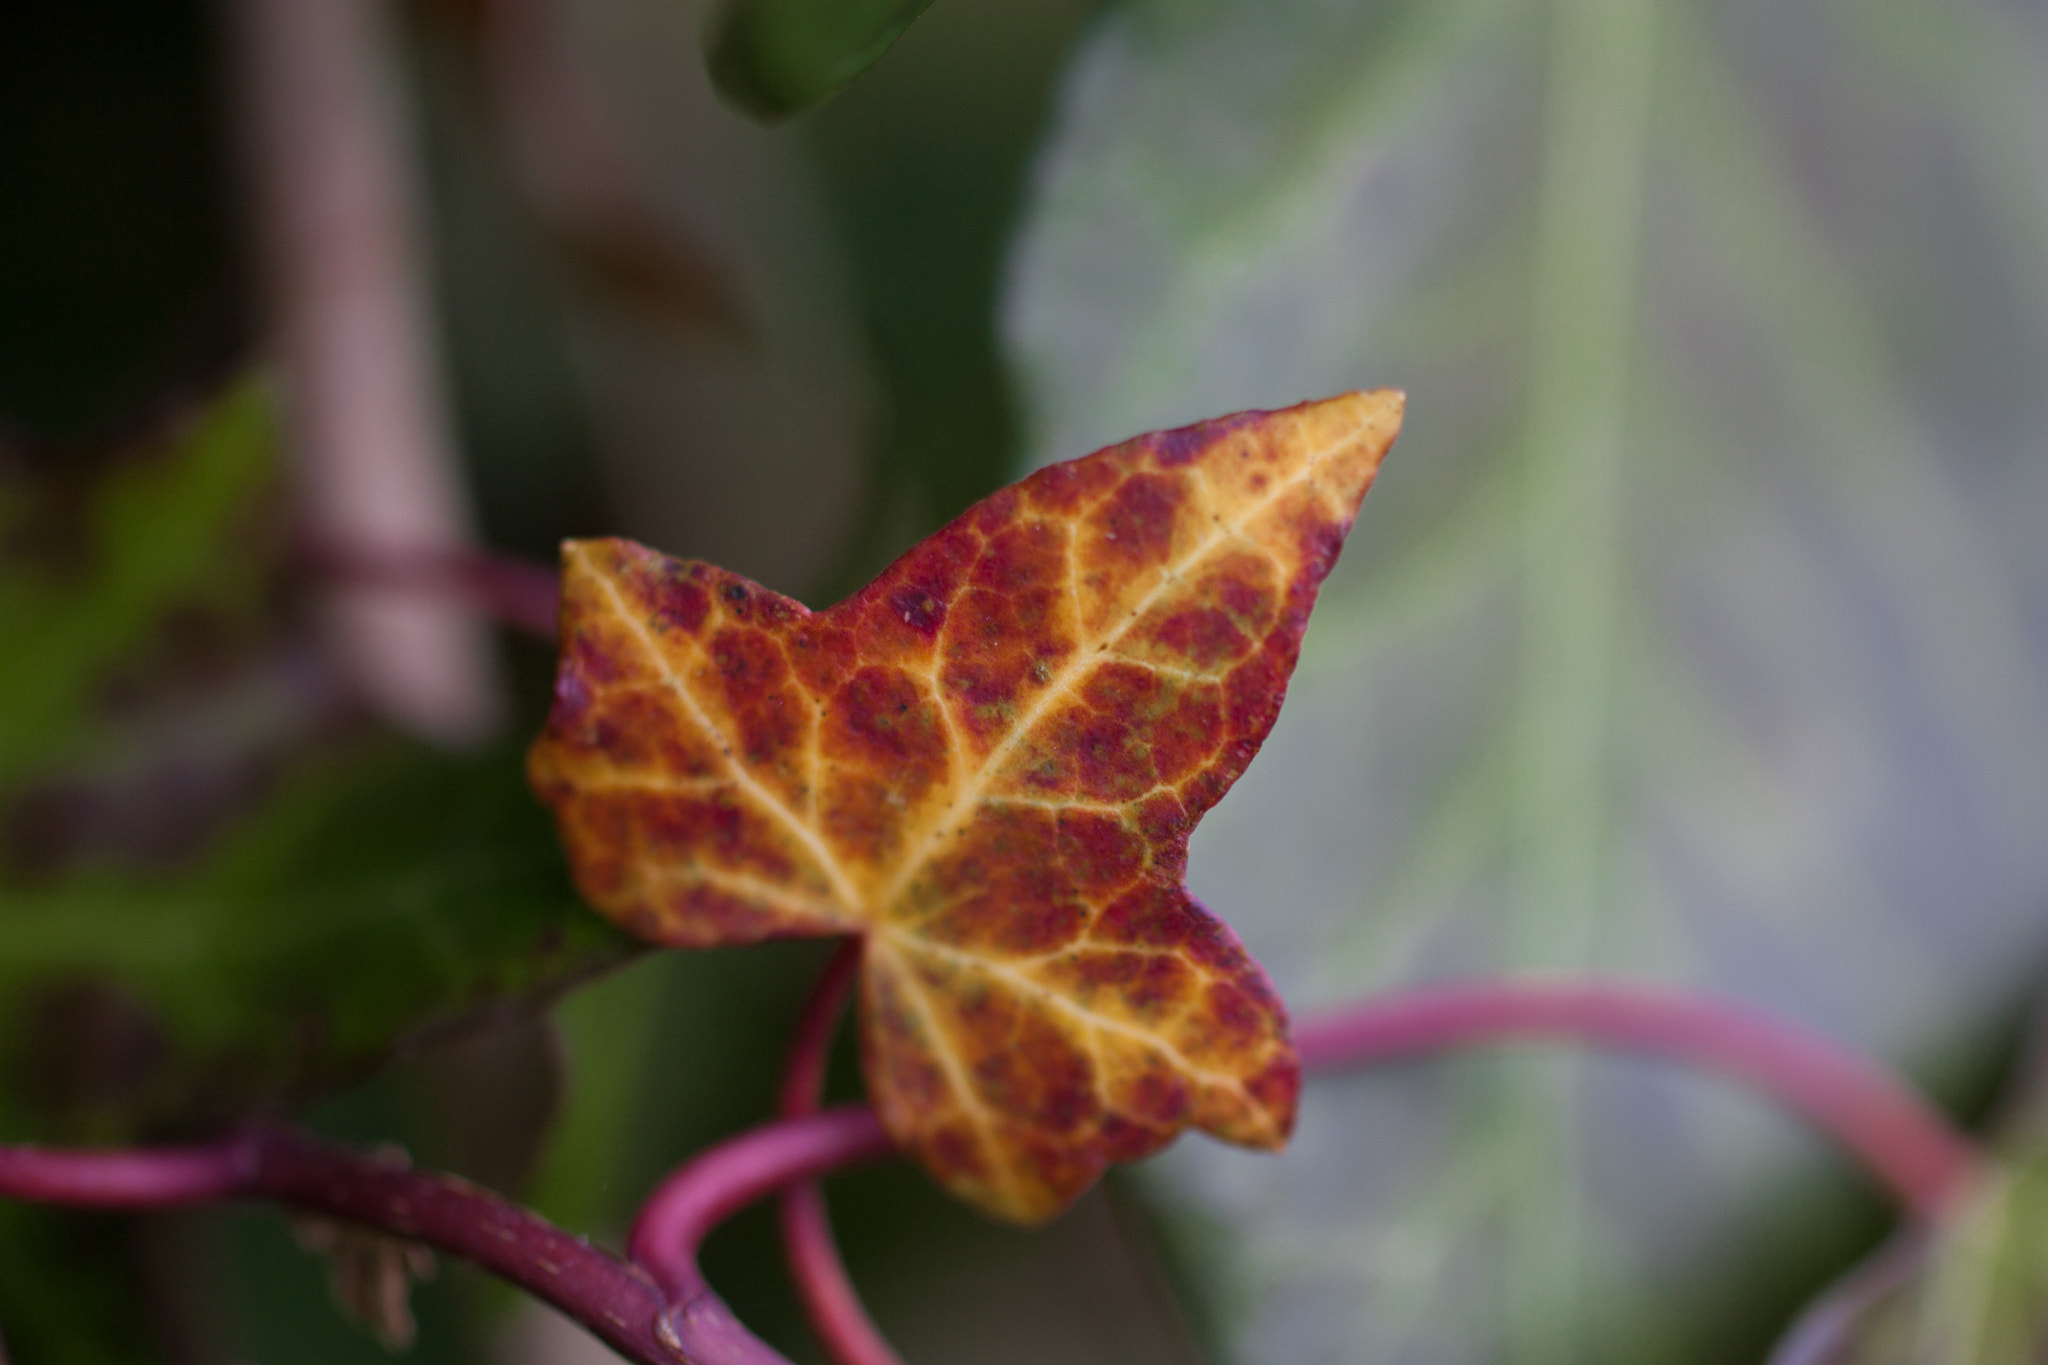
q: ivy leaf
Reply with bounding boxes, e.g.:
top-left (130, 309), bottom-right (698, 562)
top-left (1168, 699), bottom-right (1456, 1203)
top-left (706, 0), bottom-right (939, 121)
top-left (527, 392), bottom-right (1403, 1223)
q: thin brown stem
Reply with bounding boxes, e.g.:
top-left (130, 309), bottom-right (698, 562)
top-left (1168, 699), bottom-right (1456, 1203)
top-left (228, 0), bottom-right (502, 744)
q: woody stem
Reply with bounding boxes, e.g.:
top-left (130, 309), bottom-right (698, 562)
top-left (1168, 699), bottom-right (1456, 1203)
top-left (0, 1126), bottom-right (676, 1362)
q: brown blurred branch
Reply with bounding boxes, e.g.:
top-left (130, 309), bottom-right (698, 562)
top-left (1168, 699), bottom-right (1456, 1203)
top-left (229, 0), bottom-right (505, 744)
top-left (303, 535), bottom-right (561, 639)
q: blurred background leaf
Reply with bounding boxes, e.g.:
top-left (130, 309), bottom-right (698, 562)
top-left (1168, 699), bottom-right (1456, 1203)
top-left (1767, 1013), bottom-right (2048, 1365)
top-left (0, 372), bottom-right (628, 1358)
top-left (0, 380), bottom-right (277, 795)
top-left (1004, 0), bottom-right (2048, 1361)
top-left (1773, 1165), bottom-right (2048, 1365)
top-left (706, 0), bottom-right (939, 121)
top-left (0, 380), bottom-right (631, 1150)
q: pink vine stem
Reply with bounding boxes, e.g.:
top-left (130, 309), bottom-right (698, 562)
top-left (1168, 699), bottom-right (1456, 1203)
top-left (0, 1142), bottom-right (252, 1208)
top-left (0, 1127), bottom-right (676, 1362)
top-left (776, 941), bottom-right (905, 1365)
top-left (628, 1105), bottom-right (895, 1364)
top-left (753, 969), bottom-right (1987, 1365)
top-left (0, 1117), bottom-right (890, 1365)
top-left (0, 983), bottom-right (1983, 1363)
top-left (1294, 978), bottom-right (1983, 1221)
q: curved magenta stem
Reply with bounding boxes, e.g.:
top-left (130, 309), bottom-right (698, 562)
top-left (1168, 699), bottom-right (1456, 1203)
top-left (249, 1126), bottom-right (676, 1360)
top-left (1295, 978), bottom-right (1984, 1220)
top-left (779, 941), bottom-right (862, 1119)
top-left (628, 1105), bottom-right (896, 1365)
top-left (777, 941), bottom-right (907, 1365)
top-left (0, 975), bottom-right (1984, 1363)
top-left (0, 1138), bottom-right (255, 1207)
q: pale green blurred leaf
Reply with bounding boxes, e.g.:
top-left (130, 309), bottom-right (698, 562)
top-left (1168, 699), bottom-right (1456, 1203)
top-left (1005, 0), bottom-right (2048, 1361)
top-left (1770, 1163), bottom-right (2048, 1365)
top-left (1767, 1054), bottom-right (2048, 1365)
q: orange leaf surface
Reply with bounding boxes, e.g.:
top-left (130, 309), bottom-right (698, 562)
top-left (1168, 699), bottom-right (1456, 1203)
top-left (528, 391), bottom-right (1405, 1223)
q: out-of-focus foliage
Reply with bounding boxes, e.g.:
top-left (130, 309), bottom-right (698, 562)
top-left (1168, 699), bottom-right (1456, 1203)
top-left (1765, 1021), bottom-right (2048, 1365)
top-left (1, 739), bottom-right (632, 1137)
top-left (1005, 0), bottom-right (2048, 1361)
top-left (707, 0), bottom-right (938, 121)
top-left (0, 382), bottom-right (276, 793)
top-left (0, 382), bottom-right (630, 1151)
top-left (1784, 1168), bottom-right (2048, 1365)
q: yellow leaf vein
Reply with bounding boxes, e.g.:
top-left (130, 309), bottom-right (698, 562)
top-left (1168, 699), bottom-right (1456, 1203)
top-left (865, 933), bottom-right (1021, 1209)
top-left (874, 414), bottom-right (1379, 914)
top-left (590, 568), bottom-right (864, 911)
top-left (885, 928), bottom-right (1263, 1099)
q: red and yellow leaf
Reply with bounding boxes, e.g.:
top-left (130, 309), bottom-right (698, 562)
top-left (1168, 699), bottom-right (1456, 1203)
top-left (528, 390), bottom-right (1404, 1223)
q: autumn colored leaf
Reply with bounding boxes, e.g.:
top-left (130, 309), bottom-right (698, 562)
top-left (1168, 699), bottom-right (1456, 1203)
top-left (527, 391), bottom-right (1404, 1223)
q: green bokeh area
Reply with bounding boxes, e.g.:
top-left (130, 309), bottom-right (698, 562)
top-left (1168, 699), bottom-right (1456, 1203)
top-left (0, 738), bottom-right (633, 1144)
top-left (709, 0), bottom-right (939, 121)
top-left (0, 379), bottom-right (629, 1358)
top-left (0, 380), bottom-right (277, 796)
top-left (0, 379), bottom-right (630, 1149)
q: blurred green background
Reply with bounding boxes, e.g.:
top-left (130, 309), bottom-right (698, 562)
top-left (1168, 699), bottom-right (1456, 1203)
top-left (3, 0), bottom-right (2047, 1362)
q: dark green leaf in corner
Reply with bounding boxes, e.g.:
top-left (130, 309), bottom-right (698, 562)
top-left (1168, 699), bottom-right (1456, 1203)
top-left (1780, 1155), bottom-right (2048, 1365)
top-left (0, 378), bottom-right (637, 1145)
top-left (1771, 1058), bottom-right (2048, 1365)
top-left (707, 0), bottom-right (938, 120)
